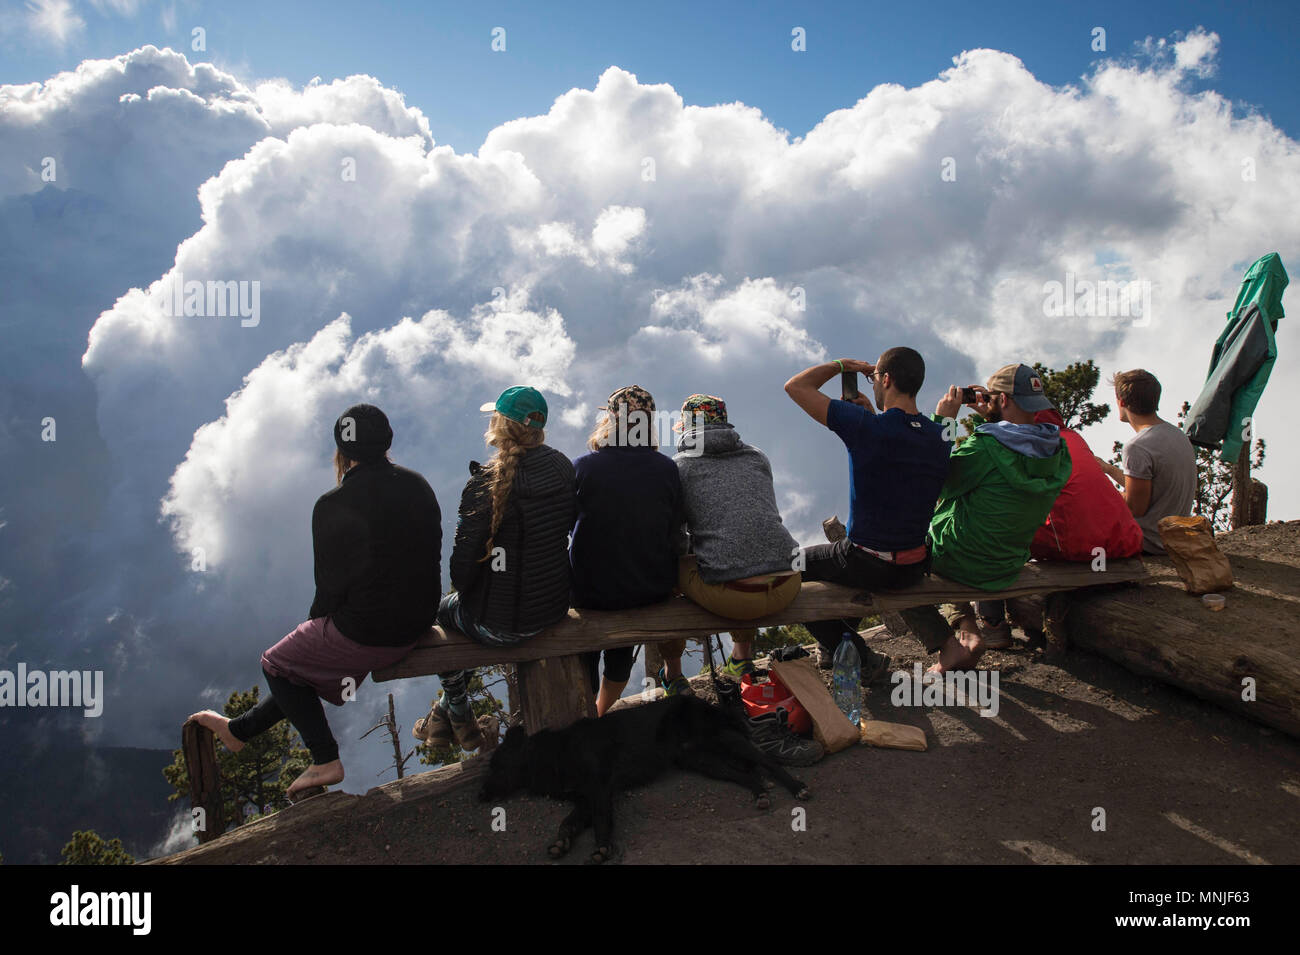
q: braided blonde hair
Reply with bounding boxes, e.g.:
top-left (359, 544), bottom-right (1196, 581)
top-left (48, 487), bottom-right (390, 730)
top-left (480, 411), bottom-right (545, 560)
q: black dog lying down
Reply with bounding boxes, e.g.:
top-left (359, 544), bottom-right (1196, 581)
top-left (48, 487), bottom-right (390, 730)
top-left (479, 694), bottom-right (812, 863)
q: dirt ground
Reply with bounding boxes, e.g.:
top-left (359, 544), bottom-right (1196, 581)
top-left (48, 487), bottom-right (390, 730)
top-left (173, 522), bottom-right (1300, 865)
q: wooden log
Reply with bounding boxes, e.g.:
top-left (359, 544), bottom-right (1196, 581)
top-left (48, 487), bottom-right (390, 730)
top-left (181, 719), bottom-right (224, 845)
top-left (516, 654), bottom-right (596, 733)
top-left (1065, 584), bottom-right (1300, 738)
top-left (374, 559), bottom-right (1151, 681)
top-left (1043, 591), bottom-right (1072, 656)
top-left (151, 754), bottom-right (489, 865)
top-left (997, 593), bottom-right (1069, 654)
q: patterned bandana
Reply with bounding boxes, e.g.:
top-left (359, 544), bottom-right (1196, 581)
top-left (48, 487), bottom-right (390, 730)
top-left (675, 393), bottom-right (727, 431)
top-left (602, 384), bottom-right (655, 414)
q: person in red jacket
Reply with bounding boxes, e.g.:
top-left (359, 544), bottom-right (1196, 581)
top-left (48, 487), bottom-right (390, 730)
top-left (966, 405), bottom-right (1144, 648)
top-left (1029, 407), bottom-right (1144, 562)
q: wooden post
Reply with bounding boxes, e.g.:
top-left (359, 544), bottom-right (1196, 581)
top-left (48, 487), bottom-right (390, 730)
top-left (516, 654), bottom-right (596, 733)
top-left (182, 719), bottom-right (224, 845)
top-left (1249, 479), bottom-right (1268, 525)
top-left (1230, 444), bottom-right (1252, 529)
top-left (643, 640), bottom-right (663, 689)
top-left (505, 663), bottom-right (520, 715)
top-left (880, 611), bottom-right (913, 641)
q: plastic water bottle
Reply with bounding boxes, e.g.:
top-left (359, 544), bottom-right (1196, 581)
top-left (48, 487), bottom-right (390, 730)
top-left (832, 631), bottom-right (861, 726)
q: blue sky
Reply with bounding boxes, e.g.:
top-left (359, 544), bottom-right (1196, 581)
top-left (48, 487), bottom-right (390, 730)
top-left (4, 0), bottom-right (1299, 152)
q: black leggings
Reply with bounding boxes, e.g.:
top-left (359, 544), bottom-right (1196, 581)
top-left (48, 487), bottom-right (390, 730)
top-left (800, 539), bottom-right (926, 659)
top-left (228, 667), bottom-right (339, 765)
top-left (583, 646), bottom-right (636, 693)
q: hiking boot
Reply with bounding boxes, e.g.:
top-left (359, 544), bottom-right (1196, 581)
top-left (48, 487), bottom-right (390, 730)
top-left (412, 699), bottom-right (453, 747)
top-left (414, 696), bottom-right (485, 751)
top-left (451, 711), bottom-right (485, 751)
top-left (977, 616), bottom-right (1014, 650)
top-left (720, 655), bottom-right (757, 681)
top-left (748, 709), bottom-right (824, 766)
top-left (658, 666), bottom-right (694, 697)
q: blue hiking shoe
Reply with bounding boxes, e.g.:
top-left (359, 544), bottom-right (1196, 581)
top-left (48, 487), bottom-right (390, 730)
top-left (657, 666), bottom-right (694, 697)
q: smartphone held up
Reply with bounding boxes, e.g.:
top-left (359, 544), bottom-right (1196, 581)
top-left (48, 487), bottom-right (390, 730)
top-left (841, 371), bottom-right (859, 401)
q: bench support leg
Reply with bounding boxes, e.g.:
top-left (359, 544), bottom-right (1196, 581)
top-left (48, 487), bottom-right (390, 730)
top-left (517, 654), bottom-right (597, 733)
top-left (182, 719), bottom-right (225, 844)
top-left (642, 640), bottom-right (663, 689)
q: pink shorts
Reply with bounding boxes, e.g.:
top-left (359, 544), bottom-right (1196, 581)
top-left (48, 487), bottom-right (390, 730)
top-left (261, 617), bottom-right (415, 707)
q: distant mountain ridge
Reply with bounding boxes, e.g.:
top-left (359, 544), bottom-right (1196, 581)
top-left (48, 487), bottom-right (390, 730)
top-left (0, 730), bottom-right (175, 864)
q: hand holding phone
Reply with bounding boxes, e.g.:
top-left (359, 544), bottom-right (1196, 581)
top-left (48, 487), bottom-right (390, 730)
top-left (841, 371), bottom-right (859, 401)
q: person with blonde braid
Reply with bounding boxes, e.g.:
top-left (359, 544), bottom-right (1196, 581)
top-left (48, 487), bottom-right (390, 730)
top-left (414, 386), bottom-right (575, 751)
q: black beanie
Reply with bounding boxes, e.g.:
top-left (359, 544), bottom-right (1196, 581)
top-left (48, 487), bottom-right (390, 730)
top-left (334, 404), bottom-right (393, 463)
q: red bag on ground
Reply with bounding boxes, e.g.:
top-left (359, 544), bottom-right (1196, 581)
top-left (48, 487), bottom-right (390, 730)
top-left (1030, 409), bottom-right (1144, 561)
top-left (740, 671), bottom-right (812, 735)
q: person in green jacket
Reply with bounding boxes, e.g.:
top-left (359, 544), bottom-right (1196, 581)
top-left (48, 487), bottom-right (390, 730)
top-left (898, 363), bottom-right (1071, 672)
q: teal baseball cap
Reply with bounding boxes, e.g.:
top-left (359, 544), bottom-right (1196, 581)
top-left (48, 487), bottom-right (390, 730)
top-left (480, 385), bottom-right (548, 428)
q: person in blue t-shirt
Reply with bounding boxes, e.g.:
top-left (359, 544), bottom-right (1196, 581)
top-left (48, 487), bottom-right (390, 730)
top-left (784, 347), bottom-right (952, 680)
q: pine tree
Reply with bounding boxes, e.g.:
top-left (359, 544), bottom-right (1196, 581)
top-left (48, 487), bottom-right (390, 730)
top-left (60, 830), bottom-right (134, 865)
top-left (1031, 360), bottom-right (1110, 429)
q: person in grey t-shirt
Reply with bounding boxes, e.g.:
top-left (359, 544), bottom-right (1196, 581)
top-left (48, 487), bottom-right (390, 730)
top-left (1094, 369), bottom-right (1197, 553)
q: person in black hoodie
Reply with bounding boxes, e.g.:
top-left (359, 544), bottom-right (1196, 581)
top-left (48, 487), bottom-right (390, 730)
top-left (190, 404), bottom-right (441, 801)
top-left (413, 386), bottom-right (576, 751)
top-left (570, 385), bottom-right (683, 715)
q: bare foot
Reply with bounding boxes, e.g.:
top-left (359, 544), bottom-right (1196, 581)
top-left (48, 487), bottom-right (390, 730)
top-left (927, 633), bottom-right (983, 675)
top-left (287, 760), bottom-right (344, 799)
top-left (953, 615), bottom-right (985, 652)
top-left (189, 710), bottom-right (245, 753)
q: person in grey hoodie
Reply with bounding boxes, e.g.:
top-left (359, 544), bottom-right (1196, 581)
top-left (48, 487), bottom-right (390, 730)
top-left (669, 394), bottom-right (802, 691)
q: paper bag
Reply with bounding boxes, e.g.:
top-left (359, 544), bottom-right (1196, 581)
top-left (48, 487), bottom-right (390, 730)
top-left (769, 657), bottom-right (859, 754)
top-left (1157, 515), bottom-right (1234, 595)
top-left (860, 720), bottom-right (927, 751)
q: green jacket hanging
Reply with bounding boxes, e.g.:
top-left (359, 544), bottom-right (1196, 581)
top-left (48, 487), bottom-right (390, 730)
top-left (1185, 252), bottom-right (1287, 462)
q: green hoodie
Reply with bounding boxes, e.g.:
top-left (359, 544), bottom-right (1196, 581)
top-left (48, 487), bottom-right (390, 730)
top-left (927, 414), bottom-right (1071, 589)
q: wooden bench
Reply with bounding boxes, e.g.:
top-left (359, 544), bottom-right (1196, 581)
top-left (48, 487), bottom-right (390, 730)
top-left (374, 558), bottom-right (1151, 731)
top-left (178, 558), bottom-right (1149, 844)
